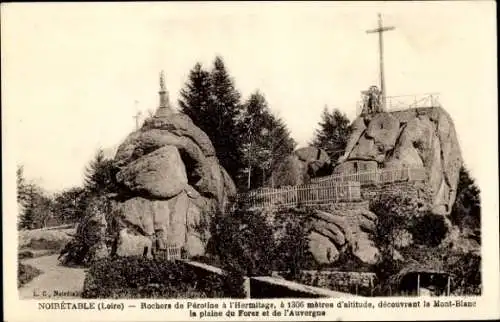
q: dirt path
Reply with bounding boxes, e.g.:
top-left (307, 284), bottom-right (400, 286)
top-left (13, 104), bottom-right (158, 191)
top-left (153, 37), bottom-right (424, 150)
top-left (19, 255), bottom-right (87, 299)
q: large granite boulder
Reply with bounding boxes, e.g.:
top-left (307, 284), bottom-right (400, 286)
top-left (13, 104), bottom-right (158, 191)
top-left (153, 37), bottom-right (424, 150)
top-left (108, 108), bottom-right (236, 257)
top-left (308, 208), bottom-right (380, 265)
top-left (116, 145), bottom-right (188, 199)
top-left (335, 107), bottom-right (462, 215)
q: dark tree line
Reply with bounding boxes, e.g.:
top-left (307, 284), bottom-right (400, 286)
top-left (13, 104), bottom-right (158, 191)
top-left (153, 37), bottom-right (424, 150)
top-left (17, 149), bottom-right (118, 230)
top-left (179, 56), bottom-right (296, 190)
top-left (310, 105), bottom-right (351, 164)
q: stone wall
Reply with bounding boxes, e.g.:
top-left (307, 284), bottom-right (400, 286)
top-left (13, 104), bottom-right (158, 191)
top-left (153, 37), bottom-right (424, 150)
top-left (250, 276), bottom-right (354, 298)
top-left (273, 271), bottom-right (377, 296)
top-left (183, 261), bottom-right (354, 298)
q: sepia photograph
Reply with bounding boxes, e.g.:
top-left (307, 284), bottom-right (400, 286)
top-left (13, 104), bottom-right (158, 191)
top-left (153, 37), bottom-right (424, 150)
top-left (2, 1), bottom-right (498, 321)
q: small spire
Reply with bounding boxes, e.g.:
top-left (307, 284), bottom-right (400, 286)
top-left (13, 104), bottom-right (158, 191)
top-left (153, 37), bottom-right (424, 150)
top-left (158, 70), bottom-right (169, 109)
top-left (159, 70), bottom-right (166, 91)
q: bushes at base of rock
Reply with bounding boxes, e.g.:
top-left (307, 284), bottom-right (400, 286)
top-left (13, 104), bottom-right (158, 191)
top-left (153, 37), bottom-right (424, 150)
top-left (82, 257), bottom-right (238, 298)
top-left (18, 263), bottom-right (42, 288)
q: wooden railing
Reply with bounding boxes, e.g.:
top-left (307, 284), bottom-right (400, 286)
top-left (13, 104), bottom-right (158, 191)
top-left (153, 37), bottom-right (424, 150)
top-left (311, 167), bottom-right (426, 186)
top-left (239, 181), bottom-right (361, 210)
top-left (235, 167), bottom-right (426, 210)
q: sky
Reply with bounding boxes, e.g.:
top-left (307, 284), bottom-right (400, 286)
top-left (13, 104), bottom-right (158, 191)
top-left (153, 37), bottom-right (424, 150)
top-left (2, 1), bottom-right (497, 193)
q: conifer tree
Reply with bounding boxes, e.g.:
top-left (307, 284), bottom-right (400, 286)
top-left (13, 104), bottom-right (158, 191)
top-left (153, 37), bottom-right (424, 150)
top-left (311, 106), bottom-right (351, 163)
top-left (451, 166), bottom-right (481, 232)
top-left (179, 56), bottom-right (244, 183)
top-left (83, 149), bottom-right (118, 196)
top-left (16, 165), bottom-right (30, 220)
top-left (208, 56), bottom-right (244, 182)
top-left (178, 62), bottom-right (212, 129)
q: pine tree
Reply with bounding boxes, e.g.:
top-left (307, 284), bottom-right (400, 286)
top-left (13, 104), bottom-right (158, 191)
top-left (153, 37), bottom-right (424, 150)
top-left (208, 56), bottom-right (244, 182)
top-left (266, 117), bottom-right (297, 186)
top-left (451, 166), bottom-right (481, 232)
top-left (20, 185), bottom-right (38, 229)
top-left (178, 56), bottom-right (244, 184)
top-left (83, 149), bottom-right (118, 196)
top-left (16, 165), bottom-right (30, 214)
top-left (178, 62), bottom-right (212, 129)
top-left (311, 106), bottom-right (351, 163)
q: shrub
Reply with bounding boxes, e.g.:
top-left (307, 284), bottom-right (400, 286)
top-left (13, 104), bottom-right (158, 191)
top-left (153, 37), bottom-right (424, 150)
top-left (18, 263), bottom-right (42, 288)
top-left (445, 252), bottom-right (481, 295)
top-left (59, 196), bottom-right (110, 267)
top-left (206, 208), bottom-right (276, 277)
top-left (272, 209), bottom-right (315, 277)
top-left (409, 213), bottom-right (448, 247)
top-left (18, 250), bottom-right (34, 260)
top-left (82, 257), bottom-right (230, 299)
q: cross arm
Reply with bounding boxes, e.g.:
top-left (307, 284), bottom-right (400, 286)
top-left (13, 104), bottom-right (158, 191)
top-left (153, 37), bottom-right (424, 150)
top-left (366, 26), bottom-right (395, 34)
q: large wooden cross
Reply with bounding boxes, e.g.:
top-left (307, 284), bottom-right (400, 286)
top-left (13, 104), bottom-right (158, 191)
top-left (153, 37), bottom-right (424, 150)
top-left (366, 13), bottom-right (395, 111)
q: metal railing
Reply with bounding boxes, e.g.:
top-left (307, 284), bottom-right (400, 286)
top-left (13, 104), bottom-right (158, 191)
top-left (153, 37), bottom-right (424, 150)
top-left (311, 167), bottom-right (427, 186)
top-left (357, 93), bottom-right (440, 115)
top-left (239, 181), bottom-right (361, 210)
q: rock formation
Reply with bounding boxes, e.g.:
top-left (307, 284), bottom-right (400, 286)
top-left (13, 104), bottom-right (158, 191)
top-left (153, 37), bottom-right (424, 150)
top-left (308, 205), bottom-right (380, 265)
top-left (110, 108), bottom-right (236, 257)
top-left (270, 147), bottom-right (331, 187)
top-left (107, 75), bottom-right (236, 258)
top-left (271, 106), bottom-right (463, 266)
top-left (336, 107), bottom-right (462, 216)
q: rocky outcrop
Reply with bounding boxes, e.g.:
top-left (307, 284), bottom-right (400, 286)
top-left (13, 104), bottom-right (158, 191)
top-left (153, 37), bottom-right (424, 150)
top-left (116, 145), bottom-right (188, 199)
top-left (271, 147), bottom-right (331, 187)
top-left (109, 107), bottom-right (236, 257)
top-left (335, 107), bottom-right (462, 215)
top-left (308, 207), bottom-right (380, 265)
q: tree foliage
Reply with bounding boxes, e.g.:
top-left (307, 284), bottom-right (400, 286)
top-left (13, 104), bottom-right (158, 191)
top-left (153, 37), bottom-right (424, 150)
top-left (207, 208), bottom-right (275, 277)
top-left (451, 166), bottom-right (481, 232)
top-left (370, 192), bottom-right (427, 249)
top-left (17, 165), bottom-right (30, 207)
top-left (179, 56), bottom-right (244, 183)
top-left (83, 149), bottom-right (119, 196)
top-left (18, 184), bottom-right (54, 230)
top-left (272, 209), bottom-right (314, 279)
top-left (311, 106), bottom-right (351, 163)
top-left (179, 56), bottom-right (297, 190)
top-left (52, 187), bottom-right (88, 224)
top-left (206, 206), bottom-right (313, 280)
top-left (18, 148), bottom-right (119, 231)
top-left (178, 62), bottom-right (212, 130)
top-left (239, 91), bottom-right (296, 189)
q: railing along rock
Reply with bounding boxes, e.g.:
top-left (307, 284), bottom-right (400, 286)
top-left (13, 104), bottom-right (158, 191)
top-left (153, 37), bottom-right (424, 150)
top-left (240, 181), bottom-right (361, 210)
top-left (311, 167), bottom-right (426, 186)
